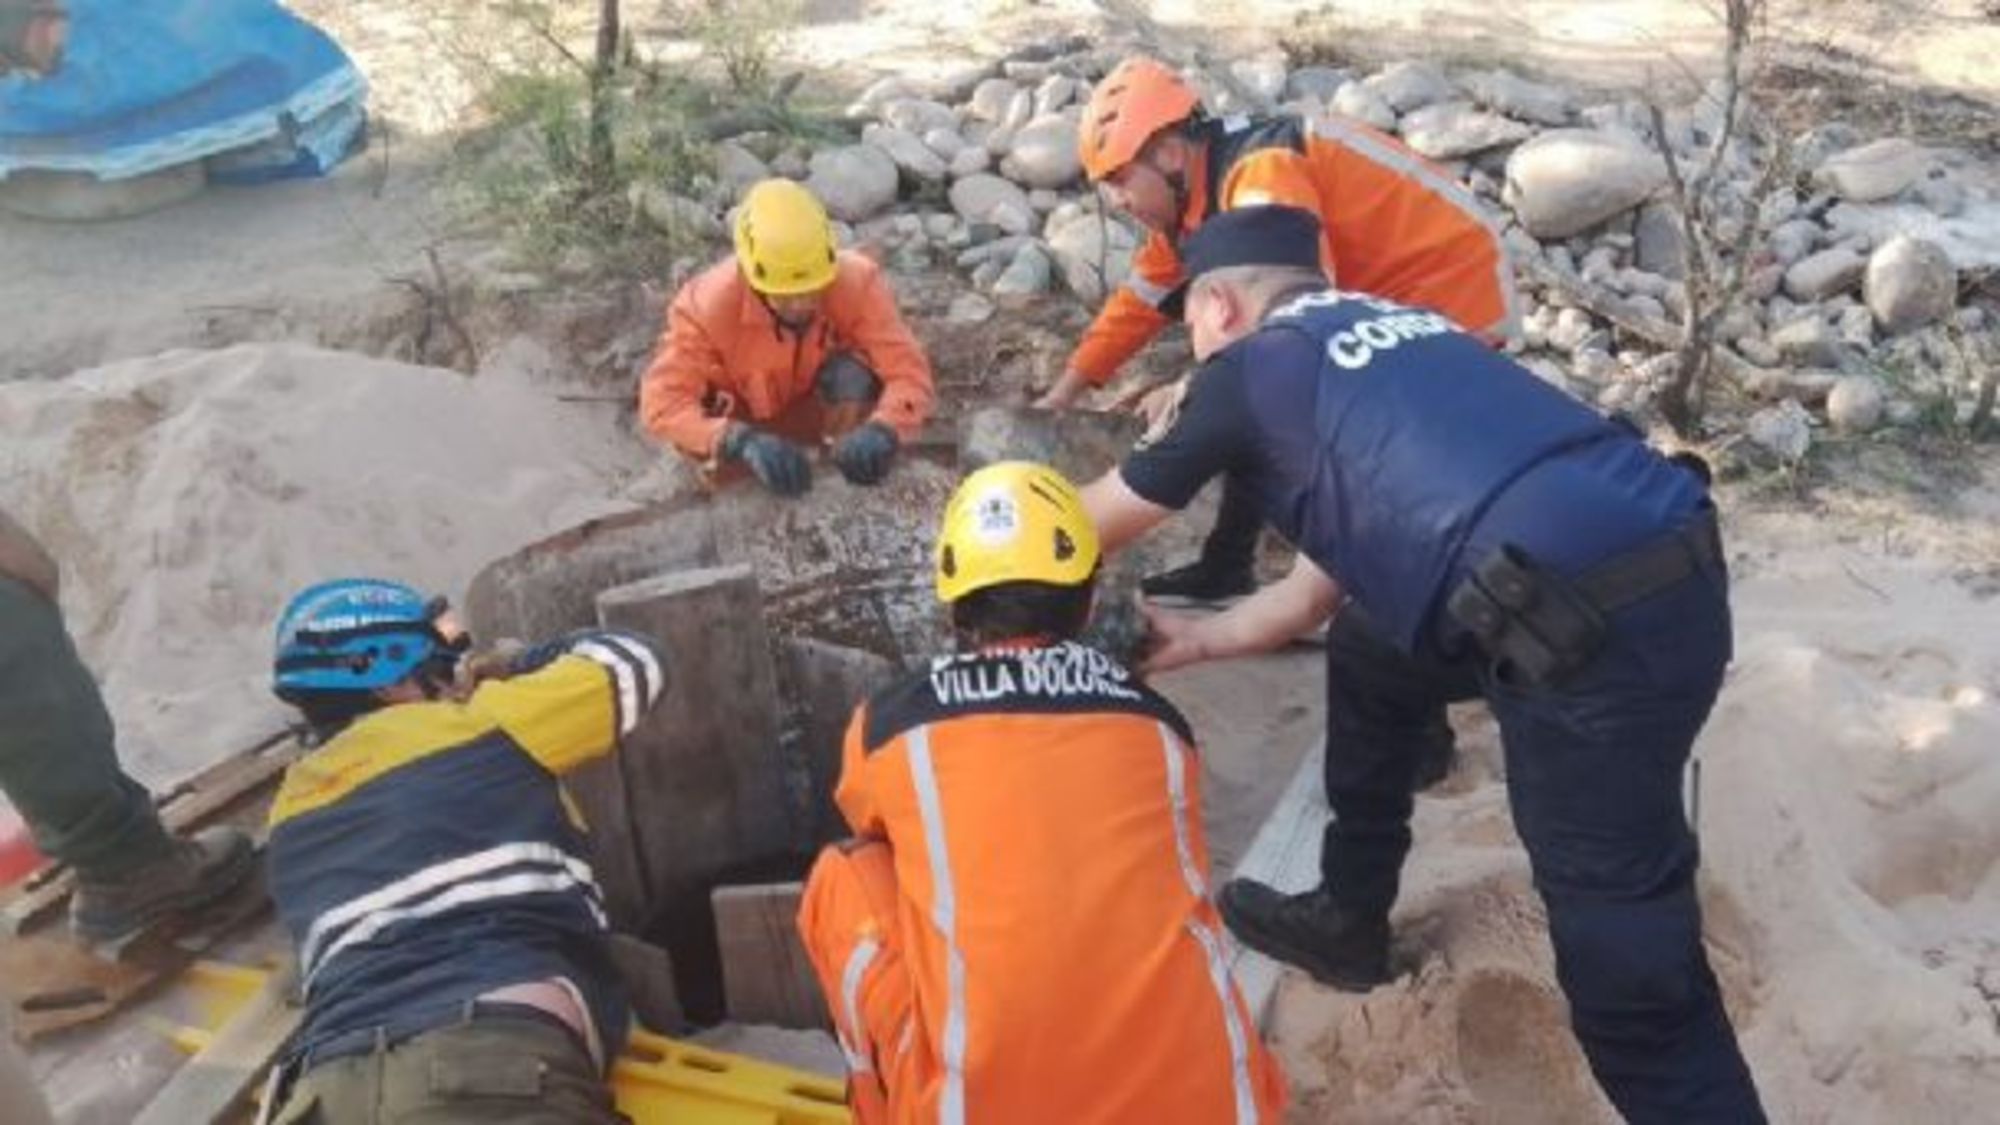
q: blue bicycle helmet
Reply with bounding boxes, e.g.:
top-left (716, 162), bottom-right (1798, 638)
top-left (272, 578), bottom-right (445, 698)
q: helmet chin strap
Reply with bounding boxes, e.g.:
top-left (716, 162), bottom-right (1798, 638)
top-left (755, 291), bottom-right (815, 337)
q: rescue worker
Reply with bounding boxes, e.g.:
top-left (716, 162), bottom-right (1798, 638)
top-left (0, 503), bottom-right (253, 944)
top-left (262, 578), bottom-right (666, 1124)
top-left (639, 178), bottom-right (936, 497)
top-left (796, 462), bottom-right (1286, 1125)
top-left (1080, 205), bottom-right (1766, 1123)
top-left (1042, 54), bottom-right (1519, 609)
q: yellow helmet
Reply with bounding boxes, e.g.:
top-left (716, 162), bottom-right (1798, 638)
top-left (935, 462), bottom-right (1101, 604)
top-left (733, 179), bottom-right (838, 295)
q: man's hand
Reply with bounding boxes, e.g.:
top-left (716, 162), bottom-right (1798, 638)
top-left (1139, 601), bottom-right (1214, 675)
top-left (1032, 369), bottom-right (1092, 410)
top-left (720, 423), bottom-right (812, 497)
top-left (453, 640), bottom-right (527, 700)
top-left (830, 421), bottom-right (899, 485)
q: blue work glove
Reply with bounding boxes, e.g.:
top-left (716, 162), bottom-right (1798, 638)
top-left (830, 421), bottom-right (899, 486)
top-left (719, 423), bottom-right (812, 497)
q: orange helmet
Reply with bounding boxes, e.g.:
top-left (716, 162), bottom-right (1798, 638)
top-left (1077, 56), bottom-right (1202, 182)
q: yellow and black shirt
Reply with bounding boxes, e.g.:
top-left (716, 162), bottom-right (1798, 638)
top-left (267, 630), bottom-right (664, 1063)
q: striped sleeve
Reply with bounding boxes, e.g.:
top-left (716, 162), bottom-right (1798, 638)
top-left (478, 629), bottom-right (667, 774)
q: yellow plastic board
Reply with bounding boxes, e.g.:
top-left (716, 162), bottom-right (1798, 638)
top-left (162, 960), bottom-right (851, 1125)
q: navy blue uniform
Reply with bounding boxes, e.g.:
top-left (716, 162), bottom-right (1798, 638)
top-left (1122, 290), bottom-right (1765, 1123)
top-left (268, 631), bottom-right (664, 1068)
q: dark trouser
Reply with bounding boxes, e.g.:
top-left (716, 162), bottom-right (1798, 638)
top-left (0, 577), bottom-right (171, 877)
top-left (1321, 604), bottom-right (1479, 913)
top-left (270, 1009), bottom-right (618, 1124)
top-left (697, 353), bottom-right (882, 485)
top-left (1196, 472), bottom-right (1263, 573)
top-left (1322, 566), bottom-right (1765, 1123)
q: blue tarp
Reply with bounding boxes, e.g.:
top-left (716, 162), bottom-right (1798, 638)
top-left (0, 0), bottom-right (367, 182)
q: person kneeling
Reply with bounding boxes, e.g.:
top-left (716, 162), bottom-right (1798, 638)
top-left (638, 179), bottom-right (936, 497)
top-left (797, 462), bottom-right (1286, 1124)
top-left (262, 579), bottom-right (666, 1124)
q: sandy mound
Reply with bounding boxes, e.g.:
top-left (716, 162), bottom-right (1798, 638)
top-left (0, 343), bottom-right (642, 786)
top-left (1269, 486), bottom-right (2000, 1122)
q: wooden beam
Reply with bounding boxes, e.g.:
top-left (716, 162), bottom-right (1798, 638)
top-left (593, 565), bottom-right (793, 927)
top-left (713, 883), bottom-right (826, 1029)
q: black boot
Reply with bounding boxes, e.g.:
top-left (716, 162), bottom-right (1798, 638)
top-left (70, 826), bottom-right (255, 945)
top-left (1140, 557), bottom-right (1258, 607)
top-left (1217, 879), bottom-right (1391, 991)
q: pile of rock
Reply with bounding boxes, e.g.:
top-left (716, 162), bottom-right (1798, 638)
top-left (662, 41), bottom-right (1996, 458)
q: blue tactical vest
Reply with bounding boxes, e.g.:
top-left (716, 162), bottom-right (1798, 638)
top-left (1248, 292), bottom-right (1642, 652)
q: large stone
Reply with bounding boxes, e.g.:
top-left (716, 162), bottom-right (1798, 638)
top-left (862, 123), bottom-right (948, 182)
top-left (1005, 115), bottom-right (1082, 189)
top-left (969, 77), bottom-right (1022, 123)
top-left (1231, 53), bottom-right (1291, 104)
top-left (1768, 218), bottom-right (1821, 267)
top-left (1398, 102), bottom-right (1534, 159)
top-left (949, 173), bottom-right (1036, 235)
top-left (712, 141), bottom-right (771, 197)
top-left (805, 144), bottom-right (901, 222)
top-left (848, 76), bottom-right (915, 120)
top-left (1461, 69), bottom-right (1574, 126)
top-left (991, 244), bottom-right (1055, 305)
top-left (1286, 66), bottom-right (1351, 105)
top-left (1503, 129), bottom-right (1667, 239)
top-left (1813, 138), bottom-right (1932, 203)
top-left (1331, 80), bottom-right (1398, 131)
top-left (1825, 376), bottom-right (1886, 433)
top-left (1745, 399), bottom-right (1814, 462)
top-left (1632, 202), bottom-right (1686, 279)
top-left (922, 127), bottom-right (966, 160)
top-left (1770, 316), bottom-right (1843, 367)
top-left (880, 97), bottom-right (958, 136)
top-left (1033, 74), bottom-right (1083, 117)
top-left (948, 147), bottom-right (992, 178)
top-left (632, 185), bottom-right (724, 240)
top-left (1864, 235), bottom-right (1957, 334)
top-left (1782, 245), bottom-right (1866, 302)
top-left (1362, 61), bottom-right (1455, 113)
top-left (1043, 206), bottom-right (1142, 303)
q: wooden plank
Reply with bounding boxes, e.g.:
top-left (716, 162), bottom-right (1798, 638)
top-left (1, 729), bottom-right (300, 936)
top-left (132, 961), bottom-right (299, 1125)
top-left (607, 933), bottom-right (685, 1035)
top-left (1223, 737), bottom-right (1330, 1032)
top-left (713, 883), bottom-right (826, 1030)
top-left (594, 566), bottom-right (793, 926)
top-left (774, 638), bottom-right (897, 850)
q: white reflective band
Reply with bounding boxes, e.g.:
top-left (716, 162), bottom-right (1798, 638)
top-left (1306, 115), bottom-right (1524, 341)
top-left (1232, 190), bottom-right (1275, 206)
top-left (1126, 275), bottom-right (1176, 308)
top-left (1162, 723), bottom-right (1258, 1122)
top-left (905, 725), bottom-right (968, 1125)
top-left (838, 935), bottom-right (881, 1073)
top-left (575, 640), bottom-right (642, 735)
top-left (300, 841), bottom-right (598, 973)
top-left (1188, 918), bottom-right (1260, 1124)
top-left (594, 632), bottom-right (665, 716)
top-left (1159, 723), bottom-right (1209, 899)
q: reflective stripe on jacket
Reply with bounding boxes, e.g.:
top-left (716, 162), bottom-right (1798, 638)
top-left (639, 252), bottom-right (936, 458)
top-left (1070, 114), bottom-right (1520, 383)
top-left (832, 641), bottom-right (1287, 1124)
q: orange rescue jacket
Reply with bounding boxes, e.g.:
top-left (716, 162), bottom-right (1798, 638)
top-left (639, 252), bottom-right (936, 458)
top-left (1071, 113), bottom-right (1521, 384)
top-left (832, 641), bottom-right (1287, 1125)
